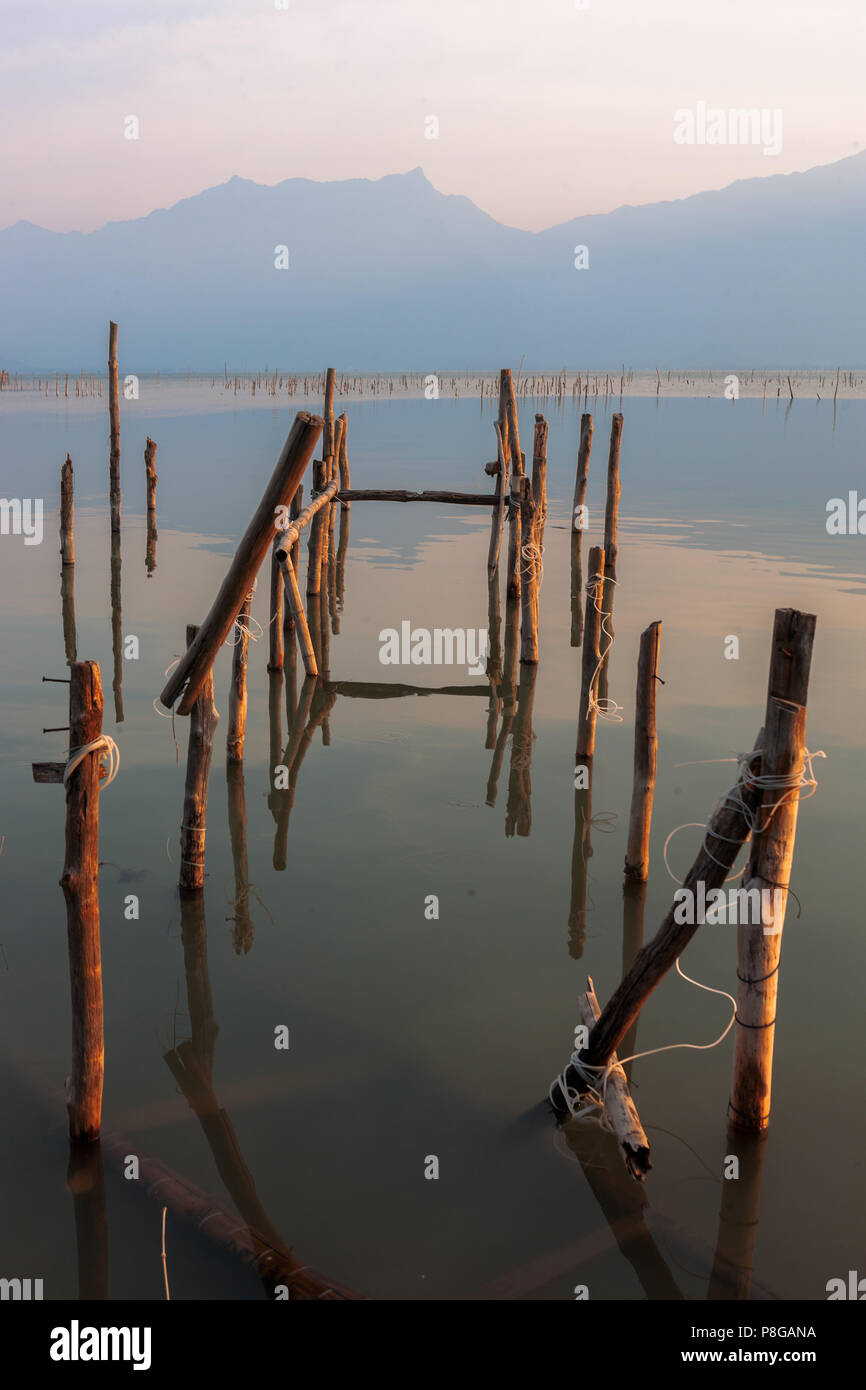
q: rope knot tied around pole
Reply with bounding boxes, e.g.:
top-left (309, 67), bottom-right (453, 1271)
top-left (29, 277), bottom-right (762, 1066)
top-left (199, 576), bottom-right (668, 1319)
top-left (63, 735), bottom-right (120, 789)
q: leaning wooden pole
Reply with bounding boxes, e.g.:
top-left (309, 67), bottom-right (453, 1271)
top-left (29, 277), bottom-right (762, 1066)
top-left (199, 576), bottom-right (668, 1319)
top-left (108, 322), bottom-right (120, 532)
top-left (576, 734), bottom-right (767, 1073)
top-left (61, 662), bottom-right (105, 1142)
top-left (268, 526), bottom-right (285, 671)
top-left (729, 609), bottom-right (815, 1133)
top-left (624, 621), bottom-right (661, 882)
top-left (279, 556), bottom-right (318, 677)
top-left (179, 625), bottom-right (220, 891)
top-left (575, 547), bottom-right (605, 761)
top-left (159, 412), bottom-right (322, 713)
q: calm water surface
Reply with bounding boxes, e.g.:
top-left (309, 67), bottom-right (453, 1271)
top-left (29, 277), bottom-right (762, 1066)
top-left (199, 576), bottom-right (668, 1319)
top-left (0, 390), bottom-right (863, 1300)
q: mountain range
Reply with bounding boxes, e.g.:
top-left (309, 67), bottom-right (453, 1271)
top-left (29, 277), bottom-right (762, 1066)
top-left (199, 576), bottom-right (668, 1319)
top-left (1, 153), bottom-right (863, 371)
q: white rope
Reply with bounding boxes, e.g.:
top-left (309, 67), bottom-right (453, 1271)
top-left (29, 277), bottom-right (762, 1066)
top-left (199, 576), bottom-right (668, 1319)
top-left (63, 735), bottom-right (120, 789)
top-left (585, 572), bottom-right (623, 724)
top-left (663, 747), bottom-right (826, 885)
top-left (520, 538), bottom-right (544, 584)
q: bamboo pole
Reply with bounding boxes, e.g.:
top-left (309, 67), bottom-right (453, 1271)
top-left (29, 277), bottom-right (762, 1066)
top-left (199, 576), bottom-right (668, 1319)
top-left (227, 591), bottom-right (252, 762)
top-left (179, 625), bottom-right (220, 891)
top-left (60, 454), bottom-right (74, 566)
top-left (575, 547), bottom-right (604, 761)
top-left (729, 611), bottom-right (815, 1132)
top-left (603, 413), bottom-right (623, 570)
top-left (61, 661), bottom-right (105, 1142)
top-left (108, 322), bottom-right (120, 531)
top-left (279, 556), bottom-right (317, 676)
top-left (160, 412), bottom-right (322, 713)
top-left (268, 526), bottom-right (285, 671)
top-left (624, 621), bottom-right (661, 882)
top-left (306, 460), bottom-right (327, 596)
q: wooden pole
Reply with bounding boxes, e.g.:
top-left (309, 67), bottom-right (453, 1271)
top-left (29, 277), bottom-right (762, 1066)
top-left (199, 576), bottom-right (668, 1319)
top-left (502, 369), bottom-right (523, 476)
top-left (109, 524), bottom-right (123, 724)
top-left (144, 437), bottom-right (158, 576)
top-left (61, 564), bottom-right (77, 666)
top-left (568, 763), bottom-right (594, 961)
top-left (576, 979), bottom-right (652, 1181)
top-left (571, 413), bottom-right (593, 647)
top-left (306, 460), bottom-right (327, 596)
top-left (179, 625), bottom-right (220, 891)
top-left (60, 454), bottom-right (74, 566)
top-left (67, 1141), bottom-right (108, 1298)
top-left (486, 598), bottom-right (519, 805)
top-left (531, 413), bottom-right (548, 534)
top-left (576, 737), bottom-right (765, 1074)
top-left (61, 661), bottom-right (105, 1142)
top-left (108, 322), bottom-right (120, 531)
top-left (227, 591), bottom-right (252, 762)
top-left (268, 525), bottom-right (285, 671)
top-left (505, 478), bottom-right (522, 600)
top-left (323, 367), bottom-right (336, 467)
top-left (159, 412), bottom-right (322, 713)
top-left (518, 477), bottom-right (539, 663)
top-left (708, 1125), bottom-right (768, 1299)
top-left (505, 662), bottom-right (537, 836)
top-left (337, 413), bottom-right (351, 503)
top-left (486, 419), bottom-right (510, 577)
top-left (335, 494), bottom-right (351, 621)
top-left (575, 547), bottom-right (605, 761)
top-left (624, 621), bottom-right (661, 882)
top-left (603, 413), bottom-right (623, 570)
top-left (729, 612), bottom-right (815, 1132)
top-left (279, 556), bottom-right (318, 677)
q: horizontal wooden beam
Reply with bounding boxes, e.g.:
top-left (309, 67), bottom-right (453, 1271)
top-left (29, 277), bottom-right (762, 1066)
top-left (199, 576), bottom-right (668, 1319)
top-left (337, 489), bottom-right (496, 505)
top-left (324, 679), bottom-right (490, 699)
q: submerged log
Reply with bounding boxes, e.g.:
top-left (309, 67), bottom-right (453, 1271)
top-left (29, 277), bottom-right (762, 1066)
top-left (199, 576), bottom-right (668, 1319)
top-left (159, 412), bottom-right (322, 713)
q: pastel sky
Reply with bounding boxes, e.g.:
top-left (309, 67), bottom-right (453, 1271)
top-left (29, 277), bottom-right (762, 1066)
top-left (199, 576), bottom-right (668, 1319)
top-left (2, 0), bottom-right (863, 233)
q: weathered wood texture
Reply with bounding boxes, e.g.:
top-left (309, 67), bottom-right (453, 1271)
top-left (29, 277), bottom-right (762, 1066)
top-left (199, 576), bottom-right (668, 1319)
top-left (60, 454), bottom-right (74, 565)
top-left (577, 979), bottom-right (652, 1182)
top-left (337, 489), bottom-right (496, 505)
top-left (160, 412), bottom-right (322, 713)
top-left (578, 734), bottom-right (765, 1073)
top-left (729, 609), bottom-right (815, 1132)
top-left (575, 547), bottom-right (605, 760)
top-left (226, 591), bottom-right (252, 762)
top-left (179, 625), bottom-right (220, 891)
top-left (603, 412), bottom-right (623, 569)
top-left (108, 322), bottom-right (120, 529)
top-left (61, 662), bottom-right (105, 1141)
top-left (624, 621), bottom-right (662, 882)
top-left (279, 556), bottom-right (317, 677)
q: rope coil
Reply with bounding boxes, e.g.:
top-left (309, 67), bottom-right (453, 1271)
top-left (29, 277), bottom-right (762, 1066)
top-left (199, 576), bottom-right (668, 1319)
top-left (585, 572), bottom-right (623, 724)
top-left (63, 735), bottom-right (120, 789)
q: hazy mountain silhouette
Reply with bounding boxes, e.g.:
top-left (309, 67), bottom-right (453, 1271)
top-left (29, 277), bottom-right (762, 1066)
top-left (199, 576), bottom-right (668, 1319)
top-left (1, 154), bottom-right (863, 370)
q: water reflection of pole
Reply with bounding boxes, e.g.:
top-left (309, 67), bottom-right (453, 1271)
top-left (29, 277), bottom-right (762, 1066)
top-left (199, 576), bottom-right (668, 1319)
top-left (67, 1141), bottom-right (108, 1300)
top-left (227, 763), bottom-right (253, 955)
top-left (145, 437), bottom-right (158, 577)
top-left (505, 662), bottom-right (537, 837)
top-left (559, 1120), bottom-right (683, 1299)
top-left (59, 454), bottom-right (78, 663)
top-left (619, 880), bottom-right (646, 1075)
top-left (272, 675), bottom-right (318, 870)
top-left (707, 1127), bottom-right (768, 1300)
top-left (486, 596), bottom-right (519, 806)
